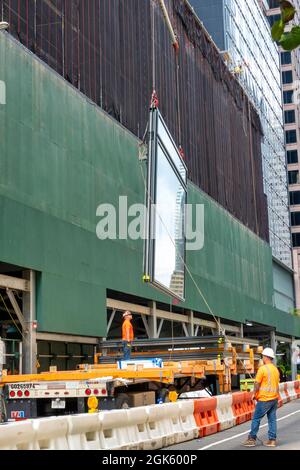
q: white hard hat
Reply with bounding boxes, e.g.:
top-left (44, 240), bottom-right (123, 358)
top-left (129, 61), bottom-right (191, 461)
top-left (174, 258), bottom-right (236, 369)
top-left (262, 347), bottom-right (275, 359)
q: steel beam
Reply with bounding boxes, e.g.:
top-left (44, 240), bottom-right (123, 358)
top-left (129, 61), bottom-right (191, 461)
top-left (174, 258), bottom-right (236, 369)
top-left (106, 299), bottom-right (241, 334)
top-left (106, 309), bottom-right (116, 335)
top-left (148, 301), bottom-right (158, 338)
top-left (36, 333), bottom-right (99, 345)
top-left (6, 289), bottom-right (28, 333)
top-left (141, 315), bottom-right (151, 338)
top-left (227, 335), bottom-right (259, 346)
top-left (22, 271), bottom-right (37, 374)
top-left (276, 335), bottom-right (292, 344)
top-left (182, 323), bottom-right (189, 337)
top-left (157, 319), bottom-right (164, 338)
top-left (0, 274), bottom-right (30, 292)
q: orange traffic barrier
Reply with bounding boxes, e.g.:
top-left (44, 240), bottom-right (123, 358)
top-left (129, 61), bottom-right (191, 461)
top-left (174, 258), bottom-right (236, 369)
top-left (194, 398), bottom-right (219, 437)
top-left (294, 381), bottom-right (300, 399)
top-left (232, 392), bottom-right (249, 424)
top-left (244, 392), bottom-right (255, 420)
top-left (284, 383), bottom-right (290, 402)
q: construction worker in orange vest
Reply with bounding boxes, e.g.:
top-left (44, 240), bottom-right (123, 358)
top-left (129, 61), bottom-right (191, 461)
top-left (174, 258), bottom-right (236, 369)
top-left (242, 347), bottom-right (280, 448)
top-left (122, 311), bottom-right (134, 360)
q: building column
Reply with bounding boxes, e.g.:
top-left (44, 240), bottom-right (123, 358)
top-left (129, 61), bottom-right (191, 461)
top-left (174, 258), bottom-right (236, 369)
top-left (293, 250), bottom-right (300, 310)
top-left (270, 330), bottom-right (277, 366)
top-left (148, 301), bottom-right (158, 338)
top-left (291, 337), bottom-right (297, 381)
top-left (23, 271), bottom-right (37, 374)
top-left (187, 310), bottom-right (194, 336)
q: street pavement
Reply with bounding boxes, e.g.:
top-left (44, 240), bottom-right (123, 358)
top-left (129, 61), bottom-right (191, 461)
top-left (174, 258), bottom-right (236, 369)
top-left (167, 399), bottom-right (300, 451)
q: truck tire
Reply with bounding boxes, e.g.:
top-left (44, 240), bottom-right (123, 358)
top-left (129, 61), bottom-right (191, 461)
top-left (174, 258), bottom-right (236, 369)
top-left (157, 388), bottom-right (169, 403)
top-left (0, 395), bottom-right (7, 423)
top-left (115, 393), bottom-right (130, 409)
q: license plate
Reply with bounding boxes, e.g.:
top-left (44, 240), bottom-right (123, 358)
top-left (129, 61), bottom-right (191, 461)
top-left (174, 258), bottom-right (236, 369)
top-left (51, 399), bottom-right (66, 409)
top-left (11, 411), bottom-right (25, 419)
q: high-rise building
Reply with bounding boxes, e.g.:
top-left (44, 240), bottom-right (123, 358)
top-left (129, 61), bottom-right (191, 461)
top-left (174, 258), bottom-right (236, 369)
top-left (190, 0), bottom-right (292, 269)
top-left (265, 0), bottom-right (300, 309)
top-left (190, 0), bottom-right (294, 314)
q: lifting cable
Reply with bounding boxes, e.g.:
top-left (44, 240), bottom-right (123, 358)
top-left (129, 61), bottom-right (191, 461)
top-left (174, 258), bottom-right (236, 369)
top-left (139, 140), bottom-right (255, 382)
top-left (0, 292), bottom-right (28, 345)
top-left (145, 0), bottom-right (255, 381)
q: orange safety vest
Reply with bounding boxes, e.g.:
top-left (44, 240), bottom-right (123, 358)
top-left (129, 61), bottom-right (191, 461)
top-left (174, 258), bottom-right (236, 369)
top-left (122, 319), bottom-right (134, 342)
top-left (255, 363), bottom-right (280, 402)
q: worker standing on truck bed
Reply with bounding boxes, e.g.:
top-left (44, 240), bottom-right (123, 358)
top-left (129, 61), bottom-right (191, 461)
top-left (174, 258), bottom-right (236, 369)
top-left (242, 347), bottom-right (280, 448)
top-left (122, 311), bottom-right (134, 360)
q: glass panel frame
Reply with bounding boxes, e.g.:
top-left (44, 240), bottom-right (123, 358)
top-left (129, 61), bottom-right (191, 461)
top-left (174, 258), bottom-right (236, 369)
top-left (144, 108), bottom-right (187, 301)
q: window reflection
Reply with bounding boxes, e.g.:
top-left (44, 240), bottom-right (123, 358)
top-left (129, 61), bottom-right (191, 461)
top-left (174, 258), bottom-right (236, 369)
top-left (157, 118), bottom-right (186, 182)
top-left (154, 144), bottom-right (186, 299)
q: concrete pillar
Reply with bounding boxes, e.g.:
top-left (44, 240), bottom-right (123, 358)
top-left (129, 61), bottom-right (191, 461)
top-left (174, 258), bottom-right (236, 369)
top-left (23, 271), bottom-right (37, 374)
top-left (148, 301), bottom-right (158, 338)
top-left (217, 317), bottom-right (222, 335)
top-left (292, 250), bottom-right (300, 310)
top-left (187, 310), bottom-right (194, 336)
top-left (291, 337), bottom-right (297, 381)
top-left (270, 330), bottom-right (277, 366)
top-left (240, 323), bottom-right (244, 338)
top-left (0, 338), bottom-right (5, 374)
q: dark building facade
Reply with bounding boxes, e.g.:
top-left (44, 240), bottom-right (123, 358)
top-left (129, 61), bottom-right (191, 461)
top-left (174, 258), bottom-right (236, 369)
top-left (0, 0), bottom-right (269, 242)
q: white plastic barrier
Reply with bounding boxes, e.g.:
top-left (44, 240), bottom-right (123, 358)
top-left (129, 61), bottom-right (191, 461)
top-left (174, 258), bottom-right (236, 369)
top-left (1, 384), bottom-right (299, 451)
top-left (32, 417), bottom-right (69, 450)
top-left (144, 404), bottom-right (169, 450)
top-left (126, 406), bottom-right (152, 450)
top-left (162, 403), bottom-right (182, 446)
top-left (216, 394), bottom-right (236, 431)
top-left (67, 414), bottom-right (101, 450)
top-left (279, 383), bottom-right (289, 404)
top-left (99, 409), bottom-right (133, 450)
top-left (287, 381), bottom-right (297, 401)
top-left (0, 421), bottom-right (36, 450)
top-left (178, 400), bottom-right (199, 442)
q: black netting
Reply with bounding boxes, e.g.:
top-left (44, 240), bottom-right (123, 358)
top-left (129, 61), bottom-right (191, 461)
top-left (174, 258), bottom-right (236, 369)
top-left (0, 0), bottom-right (269, 241)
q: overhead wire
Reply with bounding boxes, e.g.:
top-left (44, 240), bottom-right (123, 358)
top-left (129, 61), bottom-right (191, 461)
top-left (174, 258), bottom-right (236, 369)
top-left (0, 292), bottom-right (28, 345)
top-left (139, 145), bottom-right (255, 382)
top-left (142, 0), bottom-right (256, 385)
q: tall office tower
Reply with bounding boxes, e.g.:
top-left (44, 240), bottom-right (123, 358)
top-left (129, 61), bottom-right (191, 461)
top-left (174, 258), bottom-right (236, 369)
top-left (190, 0), bottom-right (294, 313)
top-left (266, 0), bottom-right (300, 308)
top-left (190, 0), bottom-right (291, 269)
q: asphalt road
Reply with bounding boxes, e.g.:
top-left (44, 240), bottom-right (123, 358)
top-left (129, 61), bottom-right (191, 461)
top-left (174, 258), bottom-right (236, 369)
top-left (167, 399), bottom-right (300, 451)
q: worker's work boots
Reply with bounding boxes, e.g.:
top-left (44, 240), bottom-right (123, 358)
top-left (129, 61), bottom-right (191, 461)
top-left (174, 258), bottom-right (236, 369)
top-left (263, 440), bottom-right (276, 447)
top-left (242, 438), bottom-right (256, 447)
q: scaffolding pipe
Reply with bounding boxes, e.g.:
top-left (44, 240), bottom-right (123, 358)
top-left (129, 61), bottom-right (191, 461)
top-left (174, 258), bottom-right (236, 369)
top-left (158, 0), bottom-right (179, 51)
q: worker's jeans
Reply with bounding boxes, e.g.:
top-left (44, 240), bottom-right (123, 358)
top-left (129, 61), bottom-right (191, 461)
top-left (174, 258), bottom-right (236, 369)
top-left (122, 341), bottom-right (132, 361)
top-left (249, 399), bottom-right (278, 441)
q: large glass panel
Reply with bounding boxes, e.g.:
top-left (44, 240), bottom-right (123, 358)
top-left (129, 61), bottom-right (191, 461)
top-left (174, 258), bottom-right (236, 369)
top-left (157, 117), bottom-right (187, 182)
top-left (145, 109), bottom-right (187, 300)
top-left (153, 144), bottom-right (185, 299)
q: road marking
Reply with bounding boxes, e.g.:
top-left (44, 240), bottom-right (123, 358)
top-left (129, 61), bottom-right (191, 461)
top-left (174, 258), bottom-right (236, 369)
top-left (199, 408), bottom-right (300, 450)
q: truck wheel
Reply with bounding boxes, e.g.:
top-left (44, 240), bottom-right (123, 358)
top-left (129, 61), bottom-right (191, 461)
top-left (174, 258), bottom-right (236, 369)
top-left (0, 395), bottom-right (7, 423)
top-left (157, 388), bottom-right (169, 403)
top-left (115, 393), bottom-right (130, 409)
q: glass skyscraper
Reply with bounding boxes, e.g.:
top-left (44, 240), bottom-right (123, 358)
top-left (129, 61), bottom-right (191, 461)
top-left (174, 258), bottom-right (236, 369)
top-left (190, 0), bottom-right (292, 268)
